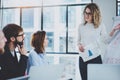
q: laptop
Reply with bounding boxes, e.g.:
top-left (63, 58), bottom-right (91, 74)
top-left (28, 64), bottom-right (65, 80)
top-left (88, 64), bottom-right (120, 80)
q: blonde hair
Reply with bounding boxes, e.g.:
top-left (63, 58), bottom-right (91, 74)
top-left (84, 3), bottom-right (101, 28)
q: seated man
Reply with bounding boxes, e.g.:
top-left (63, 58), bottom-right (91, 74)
top-left (0, 24), bottom-right (28, 79)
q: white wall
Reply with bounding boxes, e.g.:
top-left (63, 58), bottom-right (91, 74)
top-left (93, 0), bottom-right (116, 33)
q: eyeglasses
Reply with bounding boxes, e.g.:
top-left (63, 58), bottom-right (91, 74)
top-left (84, 11), bottom-right (92, 16)
top-left (17, 33), bottom-right (25, 37)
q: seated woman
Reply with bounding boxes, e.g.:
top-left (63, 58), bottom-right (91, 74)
top-left (27, 30), bottom-right (49, 73)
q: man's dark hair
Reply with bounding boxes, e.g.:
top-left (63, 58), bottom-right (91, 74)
top-left (2, 24), bottom-right (23, 43)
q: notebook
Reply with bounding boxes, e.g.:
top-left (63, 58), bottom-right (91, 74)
top-left (88, 64), bottom-right (120, 80)
top-left (28, 64), bottom-right (65, 80)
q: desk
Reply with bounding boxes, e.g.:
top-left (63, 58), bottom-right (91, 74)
top-left (59, 73), bottom-right (73, 80)
top-left (8, 73), bottom-right (73, 80)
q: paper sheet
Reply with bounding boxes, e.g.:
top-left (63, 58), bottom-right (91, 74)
top-left (79, 43), bottom-right (100, 62)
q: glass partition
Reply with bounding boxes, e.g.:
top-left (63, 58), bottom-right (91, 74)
top-left (43, 0), bottom-right (91, 6)
top-left (43, 7), bottom-right (66, 52)
top-left (22, 8), bottom-right (41, 51)
top-left (0, 0), bottom-right (92, 53)
top-left (2, 0), bottom-right (42, 7)
top-left (68, 6), bottom-right (85, 52)
top-left (1, 9), bottom-right (20, 27)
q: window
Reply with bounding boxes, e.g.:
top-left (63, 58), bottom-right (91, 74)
top-left (1, 9), bottom-right (20, 27)
top-left (117, 0), bottom-right (120, 16)
top-left (43, 7), bottom-right (66, 52)
top-left (22, 8), bottom-right (34, 29)
top-left (0, 0), bottom-right (91, 53)
top-left (1, 0), bottom-right (42, 7)
top-left (43, 0), bottom-right (91, 5)
top-left (118, 3), bottom-right (120, 15)
top-left (22, 8), bottom-right (42, 51)
top-left (68, 6), bottom-right (85, 52)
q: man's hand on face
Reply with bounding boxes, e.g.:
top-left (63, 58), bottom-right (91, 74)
top-left (17, 44), bottom-right (27, 56)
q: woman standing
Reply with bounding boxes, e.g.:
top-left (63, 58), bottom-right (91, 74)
top-left (78, 3), bottom-right (106, 80)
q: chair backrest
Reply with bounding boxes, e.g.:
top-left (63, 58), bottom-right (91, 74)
top-left (88, 64), bottom-right (120, 80)
top-left (29, 64), bottom-right (64, 80)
